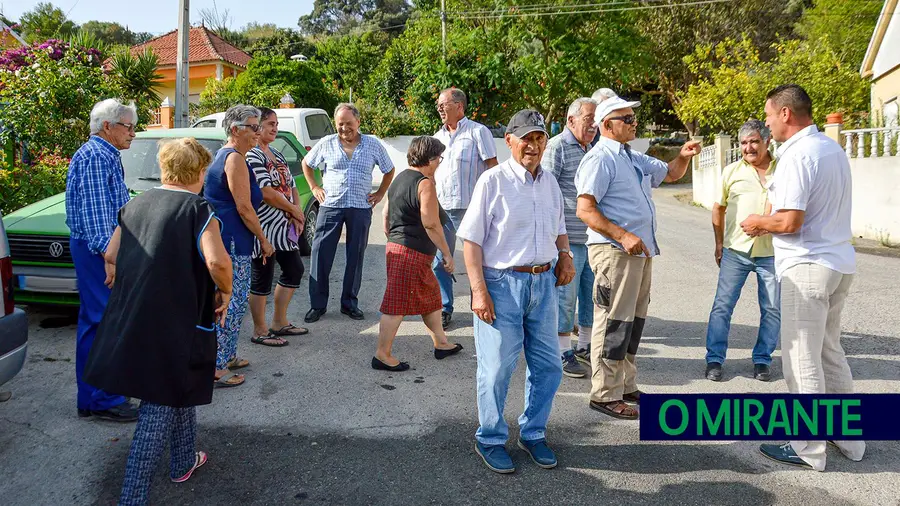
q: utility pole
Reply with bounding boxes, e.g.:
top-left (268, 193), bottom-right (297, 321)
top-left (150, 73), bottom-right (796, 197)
top-left (440, 0), bottom-right (447, 63)
top-left (175, 0), bottom-right (190, 128)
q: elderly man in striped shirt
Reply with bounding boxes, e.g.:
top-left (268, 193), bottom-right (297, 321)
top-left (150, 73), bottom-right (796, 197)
top-left (433, 88), bottom-right (499, 329)
top-left (458, 109), bottom-right (575, 474)
top-left (542, 97), bottom-right (598, 379)
top-left (65, 99), bottom-right (139, 423)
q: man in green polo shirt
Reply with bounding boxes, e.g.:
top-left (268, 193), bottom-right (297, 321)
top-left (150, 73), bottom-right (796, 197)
top-left (705, 119), bottom-right (780, 382)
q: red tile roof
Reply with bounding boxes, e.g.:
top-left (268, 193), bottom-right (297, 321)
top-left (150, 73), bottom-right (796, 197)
top-left (130, 26), bottom-right (250, 68)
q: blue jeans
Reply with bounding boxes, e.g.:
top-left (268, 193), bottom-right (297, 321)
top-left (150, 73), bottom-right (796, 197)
top-left (474, 268), bottom-right (563, 445)
top-left (433, 209), bottom-right (467, 314)
top-left (556, 244), bottom-right (594, 334)
top-left (705, 248), bottom-right (780, 366)
top-left (70, 238), bottom-right (127, 412)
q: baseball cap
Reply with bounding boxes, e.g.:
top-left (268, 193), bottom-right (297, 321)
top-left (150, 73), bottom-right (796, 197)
top-left (506, 109), bottom-right (548, 138)
top-left (594, 95), bottom-right (641, 124)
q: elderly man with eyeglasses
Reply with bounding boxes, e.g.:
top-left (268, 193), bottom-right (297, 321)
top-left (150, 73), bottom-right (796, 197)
top-left (65, 98), bottom-right (139, 422)
top-left (432, 88), bottom-right (499, 329)
top-left (575, 94), bottom-right (700, 420)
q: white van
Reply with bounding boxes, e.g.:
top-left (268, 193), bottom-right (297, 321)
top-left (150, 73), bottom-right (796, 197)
top-left (191, 108), bottom-right (335, 151)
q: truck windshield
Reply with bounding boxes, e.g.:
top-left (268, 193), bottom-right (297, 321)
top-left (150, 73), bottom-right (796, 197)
top-left (121, 138), bottom-right (224, 192)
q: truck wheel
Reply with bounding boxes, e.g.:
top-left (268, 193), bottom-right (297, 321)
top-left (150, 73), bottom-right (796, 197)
top-left (300, 203), bottom-right (317, 256)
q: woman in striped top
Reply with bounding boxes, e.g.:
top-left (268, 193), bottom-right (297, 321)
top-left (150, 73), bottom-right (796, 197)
top-left (247, 108), bottom-right (309, 346)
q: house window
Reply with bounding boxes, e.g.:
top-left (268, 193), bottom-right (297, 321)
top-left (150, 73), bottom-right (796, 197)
top-left (884, 98), bottom-right (898, 128)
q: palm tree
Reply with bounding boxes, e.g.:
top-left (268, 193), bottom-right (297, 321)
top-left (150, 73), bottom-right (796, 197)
top-left (108, 49), bottom-right (164, 127)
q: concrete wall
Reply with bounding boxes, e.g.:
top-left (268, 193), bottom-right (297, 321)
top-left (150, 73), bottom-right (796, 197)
top-left (849, 157), bottom-right (900, 244)
top-left (692, 149), bottom-right (900, 245)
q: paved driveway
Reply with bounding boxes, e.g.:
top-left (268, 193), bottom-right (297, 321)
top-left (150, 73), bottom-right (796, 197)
top-left (1, 185), bottom-right (898, 505)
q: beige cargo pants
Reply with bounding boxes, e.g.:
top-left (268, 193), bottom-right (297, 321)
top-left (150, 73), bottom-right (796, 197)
top-left (588, 244), bottom-right (652, 403)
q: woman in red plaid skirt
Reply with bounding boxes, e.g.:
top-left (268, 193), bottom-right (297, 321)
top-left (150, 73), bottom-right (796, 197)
top-left (372, 137), bottom-right (464, 371)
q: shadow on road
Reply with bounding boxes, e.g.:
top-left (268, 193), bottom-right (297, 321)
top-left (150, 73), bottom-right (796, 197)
top-left (95, 422), bottom-right (870, 505)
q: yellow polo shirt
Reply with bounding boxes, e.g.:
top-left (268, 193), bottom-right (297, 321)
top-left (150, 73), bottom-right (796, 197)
top-left (717, 159), bottom-right (776, 257)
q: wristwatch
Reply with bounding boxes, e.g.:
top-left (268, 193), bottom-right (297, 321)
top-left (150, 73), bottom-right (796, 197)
top-left (558, 249), bottom-right (574, 259)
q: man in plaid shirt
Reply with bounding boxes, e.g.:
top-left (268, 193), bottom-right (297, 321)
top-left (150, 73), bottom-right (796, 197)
top-left (65, 99), bottom-right (139, 422)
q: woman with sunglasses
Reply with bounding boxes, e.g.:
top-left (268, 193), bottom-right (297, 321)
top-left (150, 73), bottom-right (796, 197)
top-left (203, 105), bottom-right (275, 387)
top-left (373, 136), bottom-right (464, 371)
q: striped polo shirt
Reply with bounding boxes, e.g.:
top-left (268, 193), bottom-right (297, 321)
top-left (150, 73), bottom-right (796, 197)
top-left (433, 117), bottom-right (497, 211)
top-left (542, 128), bottom-right (594, 245)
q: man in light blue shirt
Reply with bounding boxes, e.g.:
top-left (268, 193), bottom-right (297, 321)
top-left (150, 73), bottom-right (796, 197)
top-left (575, 94), bottom-right (700, 420)
top-left (302, 103), bottom-right (395, 322)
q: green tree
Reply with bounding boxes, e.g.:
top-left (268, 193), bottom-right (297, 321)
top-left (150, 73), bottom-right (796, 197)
top-left (315, 31), bottom-right (390, 98)
top-left (19, 2), bottom-right (77, 43)
top-left (676, 37), bottom-right (870, 135)
top-left (794, 0), bottom-right (882, 69)
top-left (298, 0), bottom-right (411, 36)
top-left (635, 0), bottom-right (802, 134)
top-left (79, 21), bottom-right (143, 46)
top-left (244, 27), bottom-right (316, 60)
top-left (108, 49), bottom-right (164, 125)
top-left (197, 55), bottom-right (338, 116)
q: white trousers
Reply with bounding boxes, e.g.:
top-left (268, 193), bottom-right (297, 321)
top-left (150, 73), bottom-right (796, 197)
top-left (781, 263), bottom-right (866, 471)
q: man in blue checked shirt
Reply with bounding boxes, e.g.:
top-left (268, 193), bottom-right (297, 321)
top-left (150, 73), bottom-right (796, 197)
top-left (302, 103), bottom-right (395, 323)
top-left (65, 99), bottom-right (139, 422)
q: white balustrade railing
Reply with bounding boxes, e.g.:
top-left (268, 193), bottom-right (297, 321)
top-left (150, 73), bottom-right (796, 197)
top-left (698, 144), bottom-right (717, 170)
top-left (842, 128), bottom-right (900, 158)
top-left (725, 146), bottom-right (741, 164)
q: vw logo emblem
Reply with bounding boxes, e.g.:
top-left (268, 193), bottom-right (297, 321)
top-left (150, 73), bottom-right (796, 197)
top-left (49, 242), bottom-right (65, 258)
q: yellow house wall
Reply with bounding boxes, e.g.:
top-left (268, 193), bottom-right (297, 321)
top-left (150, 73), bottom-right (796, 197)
top-left (871, 66), bottom-right (900, 118)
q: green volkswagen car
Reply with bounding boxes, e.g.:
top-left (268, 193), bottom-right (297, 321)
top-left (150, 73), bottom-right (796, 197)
top-left (1, 128), bottom-right (323, 306)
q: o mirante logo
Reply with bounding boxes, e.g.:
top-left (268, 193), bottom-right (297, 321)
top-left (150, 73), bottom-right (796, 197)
top-left (639, 394), bottom-right (900, 441)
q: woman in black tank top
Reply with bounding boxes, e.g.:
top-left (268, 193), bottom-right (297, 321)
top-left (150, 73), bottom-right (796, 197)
top-left (372, 137), bottom-right (464, 372)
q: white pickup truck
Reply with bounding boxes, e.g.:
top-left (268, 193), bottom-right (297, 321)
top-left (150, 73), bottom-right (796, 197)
top-left (192, 107), bottom-right (335, 152)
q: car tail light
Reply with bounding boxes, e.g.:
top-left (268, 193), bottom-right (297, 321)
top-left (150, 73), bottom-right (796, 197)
top-left (305, 146), bottom-right (312, 152)
top-left (0, 256), bottom-right (13, 316)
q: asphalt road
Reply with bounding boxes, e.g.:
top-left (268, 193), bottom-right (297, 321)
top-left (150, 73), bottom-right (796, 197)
top-left (2, 185), bottom-right (899, 505)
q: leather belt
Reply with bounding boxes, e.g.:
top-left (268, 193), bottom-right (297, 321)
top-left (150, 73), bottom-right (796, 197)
top-left (511, 263), bottom-right (551, 274)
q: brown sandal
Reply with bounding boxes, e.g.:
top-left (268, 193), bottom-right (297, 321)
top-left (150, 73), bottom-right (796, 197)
top-left (590, 400), bottom-right (639, 420)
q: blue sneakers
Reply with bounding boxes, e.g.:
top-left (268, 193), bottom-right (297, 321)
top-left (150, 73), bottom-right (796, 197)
top-left (475, 441), bottom-right (515, 474)
top-left (517, 438), bottom-right (558, 469)
top-left (759, 443), bottom-right (813, 469)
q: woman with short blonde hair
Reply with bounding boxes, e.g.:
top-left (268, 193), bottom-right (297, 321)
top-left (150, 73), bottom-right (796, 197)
top-left (86, 135), bottom-right (233, 504)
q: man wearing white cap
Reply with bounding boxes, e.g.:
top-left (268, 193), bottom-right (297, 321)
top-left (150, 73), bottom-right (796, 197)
top-left (575, 94), bottom-right (700, 419)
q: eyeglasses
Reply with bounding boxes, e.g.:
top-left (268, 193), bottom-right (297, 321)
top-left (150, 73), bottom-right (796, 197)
top-left (436, 101), bottom-right (459, 111)
top-left (607, 115), bottom-right (637, 125)
top-left (115, 122), bottom-right (136, 132)
top-left (236, 123), bottom-right (261, 132)
top-left (431, 156), bottom-right (445, 163)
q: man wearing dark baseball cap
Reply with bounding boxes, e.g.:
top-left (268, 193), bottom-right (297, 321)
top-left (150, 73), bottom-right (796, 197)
top-left (457, 109), bottom-right (576, 474)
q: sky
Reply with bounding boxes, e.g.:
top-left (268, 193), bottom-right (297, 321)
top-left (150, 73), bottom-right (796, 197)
top-left (3, 0), bottom-right (317, 36)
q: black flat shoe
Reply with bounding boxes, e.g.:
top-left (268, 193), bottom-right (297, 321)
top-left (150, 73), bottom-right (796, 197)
top-left (304, 308), bottom-right (326, 323)
top-left (87, 403), bottom-right (139, 422)
top-left (434, 343), bottom-right (463, 360)
top-left (77, 408), bottom-right (92, 418)
top-left (341, 307), bottom-right (364, 320)
top-left (754, 364), bottom-right (772, 382)
top-left (371, 357), bottom-right (410, 371)
top-left (706, 362), bottom-right (723, 382)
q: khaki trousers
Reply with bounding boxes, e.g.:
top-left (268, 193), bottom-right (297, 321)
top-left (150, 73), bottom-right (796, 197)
top-left (781, 263), bottom-right (865, 471)
top-left (588, 244), bottom-right (652, 403)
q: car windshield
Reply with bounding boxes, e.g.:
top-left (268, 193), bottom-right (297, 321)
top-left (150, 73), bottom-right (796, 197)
top-left (121, 138), bottom-right (224, 192)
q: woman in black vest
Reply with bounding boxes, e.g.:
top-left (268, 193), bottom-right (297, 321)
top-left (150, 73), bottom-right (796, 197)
top-left (85, 137), bottom-right (233, 505)
top-left (373, 136), bottom-right (464, 371)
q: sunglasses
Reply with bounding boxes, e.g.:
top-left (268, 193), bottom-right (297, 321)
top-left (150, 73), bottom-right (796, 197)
top-left (236, 123), bottom-right (261, 132)
top-left (607, 115), bottom-right (637, 125)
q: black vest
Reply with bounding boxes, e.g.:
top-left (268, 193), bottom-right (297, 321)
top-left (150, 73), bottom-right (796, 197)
top-left (387, 170), bottom-right (448, 256)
